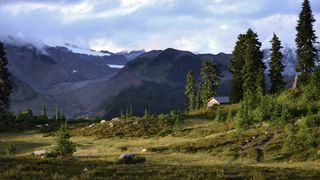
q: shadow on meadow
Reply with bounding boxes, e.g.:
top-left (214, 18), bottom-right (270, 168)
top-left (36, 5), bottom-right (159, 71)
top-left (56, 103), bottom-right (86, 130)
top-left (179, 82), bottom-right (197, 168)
top-left (0, 141), bottom-right (51, 156)
top-left (1, 157), bottom-right (320, 179)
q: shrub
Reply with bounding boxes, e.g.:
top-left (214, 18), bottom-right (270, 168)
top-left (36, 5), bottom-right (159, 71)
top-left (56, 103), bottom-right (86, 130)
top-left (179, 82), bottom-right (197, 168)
top-left (6, 143), bottom-right (16, 157)
top-left (236, 99), bottom-right (255, 129)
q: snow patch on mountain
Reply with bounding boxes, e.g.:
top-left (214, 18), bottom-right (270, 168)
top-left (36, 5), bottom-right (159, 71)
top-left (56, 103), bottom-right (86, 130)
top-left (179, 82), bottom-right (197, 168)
top-left (107, 64), bottom-right (124, 69)
top-left (64, 43), bottom-right (111, 57)
top-left (263, 47), bottom-right (297, 76)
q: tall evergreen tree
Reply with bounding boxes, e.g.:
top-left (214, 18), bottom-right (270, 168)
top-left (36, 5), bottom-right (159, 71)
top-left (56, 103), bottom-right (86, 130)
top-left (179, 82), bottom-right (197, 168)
top-left (230, 34), bottom-right (247, 102)
top-left (242, 29), bottom-right (265, 97)
top-left (185, 71), bottom-right (196, 111)
top-left (200, 61), bottom-right (221, 106)
top-left (0, 42), bottom-right (11, 113)
top-left (195, 90), bottom-right (202, 110)
top-left (41, 103), bottom-right (47, 117)
top-left (269, 34), bottom-right (285, 93)
top-left (296, 0), bottom-right (318, 83)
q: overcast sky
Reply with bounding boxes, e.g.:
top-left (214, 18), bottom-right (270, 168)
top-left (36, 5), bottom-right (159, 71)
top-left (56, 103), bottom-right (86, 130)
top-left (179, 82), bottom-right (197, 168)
top-left (0, 0), bottom-right (320, 54)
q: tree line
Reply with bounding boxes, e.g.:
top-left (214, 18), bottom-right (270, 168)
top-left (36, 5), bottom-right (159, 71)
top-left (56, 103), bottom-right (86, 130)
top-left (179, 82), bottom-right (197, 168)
top-left (230, 0), bottom-right (318, 103)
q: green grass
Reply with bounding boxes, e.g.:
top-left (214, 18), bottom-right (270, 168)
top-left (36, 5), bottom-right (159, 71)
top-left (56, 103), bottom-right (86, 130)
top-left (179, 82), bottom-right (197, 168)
top-left (1, 105), bottom-right (320, 179)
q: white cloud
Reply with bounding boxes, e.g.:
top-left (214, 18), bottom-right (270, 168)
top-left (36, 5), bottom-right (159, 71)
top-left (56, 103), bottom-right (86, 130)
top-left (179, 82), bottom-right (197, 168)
top-left (1, 1), bottom-right (93, 16)
top-left (89, 38), bottom-right (125, 52)
top-left (1, 0), bottom-right (320, 54)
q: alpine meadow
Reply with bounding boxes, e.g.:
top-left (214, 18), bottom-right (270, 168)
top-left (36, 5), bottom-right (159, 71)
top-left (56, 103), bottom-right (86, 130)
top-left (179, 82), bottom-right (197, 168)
top-left (2, 0), bottom-right (320, 179)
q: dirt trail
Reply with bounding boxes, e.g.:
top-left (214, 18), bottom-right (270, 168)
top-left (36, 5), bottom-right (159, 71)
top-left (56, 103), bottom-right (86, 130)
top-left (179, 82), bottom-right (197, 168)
top-left (255, 132), bottom-right (278, 162)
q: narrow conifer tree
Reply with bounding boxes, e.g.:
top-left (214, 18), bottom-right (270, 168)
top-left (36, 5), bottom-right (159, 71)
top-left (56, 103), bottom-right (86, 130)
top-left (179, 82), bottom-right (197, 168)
top-left (0, 42), bottom-right (11, 113)
top-left (296, 0), bottom-right (318, 83)
top-left (269, 34), bottom-right (285, 93)
top-left (230, 34), bottom-right (247, 102)
top-left (242, 29), bottom-right (265, 98)
top-left (41, 103), bottom-right (48, 117)
top-left (195, 90), bottom-right (202, 110)
top-left (200, 61), bottom-right (221, 106)
top-left (52, 122), bottom-right (76, 157)
top-left (185, 71), bottom-right (196, 111)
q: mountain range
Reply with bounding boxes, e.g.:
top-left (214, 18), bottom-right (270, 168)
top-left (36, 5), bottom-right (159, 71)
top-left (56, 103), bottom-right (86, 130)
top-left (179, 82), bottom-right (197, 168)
top-left (3, 37), bottom-right (299, 118)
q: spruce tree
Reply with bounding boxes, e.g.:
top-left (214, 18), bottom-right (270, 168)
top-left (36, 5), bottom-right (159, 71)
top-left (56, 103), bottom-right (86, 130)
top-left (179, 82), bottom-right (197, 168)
top-left (54, 109), bottom-right (62, 121)
top-left (230, 34), bottom-right (247, 102)
top-left (0, 42), bottom-right (11, 113)
top-left (52, 122), bottom-right (76, 157)
top-left (41, 103), bottom-right (48, 117)
top-left (200, 61), bottom-right (221, 106)
top-left (269, 34), bottom-right (285, 93)
top-left (185, 71), bottom-right (196, 111)
top-left (195, 90), bottom-right (202, 110)
top-left (242, 29), bottom-right (265, 98)
top-left (296, 0), bottom-right (318, 83)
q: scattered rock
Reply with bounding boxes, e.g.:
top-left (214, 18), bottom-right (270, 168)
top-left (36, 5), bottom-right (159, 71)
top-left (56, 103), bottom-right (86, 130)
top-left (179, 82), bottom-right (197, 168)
top-left (141, 149), bottom-right (147, 153)
top-left (89, 124), bottom-right (95, 128)
top-left (45, 124), bottom-right (50, 127)
top-left (111, 117), bottom-right (120, 122)
top-left (109, 122), bottom-right (114, 128)
top-left (36, 125), bottom-right (42, 128)
top-left (118, 154), bottom-right (146, 164)
top-left (32, 150), bottom-right (48, 156)
top-left (83, 167), bottom-right (88, 172)
top-left (100, 120), bottom-right (107, 124)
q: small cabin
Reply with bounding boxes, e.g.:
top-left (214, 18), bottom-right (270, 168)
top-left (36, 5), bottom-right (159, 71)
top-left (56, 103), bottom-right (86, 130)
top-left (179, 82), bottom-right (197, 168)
top-left (207, 96), bottom-right (230, 107)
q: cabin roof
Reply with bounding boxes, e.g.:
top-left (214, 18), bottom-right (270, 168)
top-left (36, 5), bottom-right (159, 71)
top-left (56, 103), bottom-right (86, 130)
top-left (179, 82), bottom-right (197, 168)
top-left (209, 96), bottom-right (230, 103)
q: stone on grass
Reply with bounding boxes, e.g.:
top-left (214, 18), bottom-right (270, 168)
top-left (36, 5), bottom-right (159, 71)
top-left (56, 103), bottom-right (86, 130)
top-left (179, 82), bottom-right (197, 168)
top-left (118, 154), bottom-right (146, 164)
top-left (111, 117), bottom-right (120, 122)
top-left (32, 150), bottom-right (48, 156)
top-left (100, 120), bottom-right (107, 124)
top-left (141, 149), bottom-right (147, 153)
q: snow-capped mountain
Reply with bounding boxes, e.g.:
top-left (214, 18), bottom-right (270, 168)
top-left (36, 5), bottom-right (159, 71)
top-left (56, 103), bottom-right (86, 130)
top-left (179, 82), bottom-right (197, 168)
top-left (263, 47), bottom-right (297, 76)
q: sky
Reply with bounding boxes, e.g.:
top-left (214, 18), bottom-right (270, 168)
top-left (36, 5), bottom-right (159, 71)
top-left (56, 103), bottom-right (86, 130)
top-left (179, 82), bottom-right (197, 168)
top-left (0, 0), bottom-right (320, 54)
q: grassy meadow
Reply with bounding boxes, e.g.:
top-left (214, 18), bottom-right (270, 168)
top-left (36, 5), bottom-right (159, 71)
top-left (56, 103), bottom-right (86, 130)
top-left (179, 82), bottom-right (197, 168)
top-left (1, 106), bottom-right (320, 179)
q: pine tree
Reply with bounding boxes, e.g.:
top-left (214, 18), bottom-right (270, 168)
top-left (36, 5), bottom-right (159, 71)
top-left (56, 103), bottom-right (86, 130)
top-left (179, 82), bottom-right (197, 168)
top-left (41, 103), bottom-right (48, 117)
top-left (143, 108), bottom-right (149, 119)
top-left (0, 42), bottom-right (11, 113)
top-left (256, 67), bottom-right (266, 103)
top-left (54, 109), bottom-right (61, 121)
top-left (185, 71), bottom-right (196, 112)
top-left (195, 90), bottom-right (202, 110)
top-left (230, 34), bottom-right (247, 102)
top-left (269, 34), bottom-right (285, 93)
top-left (52, 122), bottom-right (76, 157)
top-left (242, 29), bottom-right (265, 98)
top-left (296, 0), bottom-right (318, 83)
top-left (200, 61), bottom-right (221, 106)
